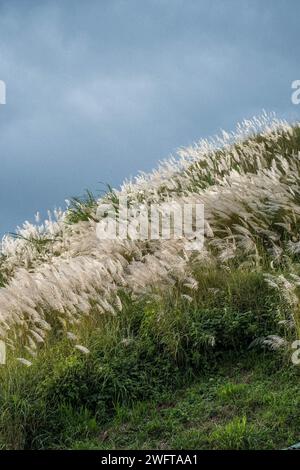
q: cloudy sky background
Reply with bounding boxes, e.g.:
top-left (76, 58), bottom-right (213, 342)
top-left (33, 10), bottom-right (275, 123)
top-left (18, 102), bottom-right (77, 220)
top-left (0, 0), bottom-right (299, 236)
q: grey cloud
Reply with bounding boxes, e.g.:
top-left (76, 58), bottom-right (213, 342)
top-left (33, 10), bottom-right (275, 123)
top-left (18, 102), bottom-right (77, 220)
top-left (0, 0), bottom-right (299, 235)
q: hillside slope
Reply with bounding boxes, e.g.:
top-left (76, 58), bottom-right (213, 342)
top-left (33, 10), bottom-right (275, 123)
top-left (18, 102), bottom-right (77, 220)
top-left (1, 113), bottom-right (300, 449)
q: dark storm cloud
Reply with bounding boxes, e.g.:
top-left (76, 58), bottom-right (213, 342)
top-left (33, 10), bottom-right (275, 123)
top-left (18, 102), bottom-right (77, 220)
top-left (0, 0), bottom-right (299, 234)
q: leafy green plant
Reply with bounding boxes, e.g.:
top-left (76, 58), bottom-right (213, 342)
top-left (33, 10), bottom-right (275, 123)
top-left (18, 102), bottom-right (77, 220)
top-left (65, 190), bottom-right (98, 224)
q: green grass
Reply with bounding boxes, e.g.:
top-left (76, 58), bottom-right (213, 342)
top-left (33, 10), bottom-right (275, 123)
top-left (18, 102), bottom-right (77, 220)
top-left (70, 354), bottom-right (300, 450)
top-left (0, 266), bottom-right (297, 450)
top-left (65, 190), bottom-right (98, 224)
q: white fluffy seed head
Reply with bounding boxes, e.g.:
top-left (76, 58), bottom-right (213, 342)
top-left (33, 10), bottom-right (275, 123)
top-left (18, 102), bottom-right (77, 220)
top-left (0, 114), bottom-right (299, 360)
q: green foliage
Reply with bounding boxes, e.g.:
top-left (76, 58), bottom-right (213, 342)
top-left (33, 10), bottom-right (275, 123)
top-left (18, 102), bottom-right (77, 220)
top-left (65, 186), bottom-right (122, 225)
top-left (139, 268), bottom-right (285, 366)
top-left (209, 416), bottom-right (254, 449)
top-left (0, 254), bottom-right (9, 287)
top-left (65, 190), bottom-right (98, 224)
top-left (0, 266), bottom-right (292, 449)
top-left (71, 354), bottom-right (300, 450)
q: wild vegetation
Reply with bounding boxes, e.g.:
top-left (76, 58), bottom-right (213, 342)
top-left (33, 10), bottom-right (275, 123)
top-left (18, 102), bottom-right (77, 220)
top-left (1, 113), bottom-right (300, 449)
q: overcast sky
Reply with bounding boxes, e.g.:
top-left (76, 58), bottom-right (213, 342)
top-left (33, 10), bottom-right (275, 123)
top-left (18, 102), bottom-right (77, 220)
top-left (0, 0), bottom-right (299, 235)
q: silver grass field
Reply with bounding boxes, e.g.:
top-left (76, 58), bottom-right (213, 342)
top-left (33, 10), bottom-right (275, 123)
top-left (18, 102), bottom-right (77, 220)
top-left (1, 113), bottom-right (300, 449)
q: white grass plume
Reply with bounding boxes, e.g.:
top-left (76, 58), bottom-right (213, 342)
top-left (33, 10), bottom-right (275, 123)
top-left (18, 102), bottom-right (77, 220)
top-left (0, 112), bottom-right (300, 357)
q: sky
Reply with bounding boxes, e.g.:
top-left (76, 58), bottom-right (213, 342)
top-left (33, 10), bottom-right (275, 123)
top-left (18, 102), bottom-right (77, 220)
top-left (0, 0), bottom-right (299, 236)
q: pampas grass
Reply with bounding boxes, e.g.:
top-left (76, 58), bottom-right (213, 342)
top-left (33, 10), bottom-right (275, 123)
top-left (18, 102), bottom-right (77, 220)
top-left (1, 112), bottom-right (300, 360)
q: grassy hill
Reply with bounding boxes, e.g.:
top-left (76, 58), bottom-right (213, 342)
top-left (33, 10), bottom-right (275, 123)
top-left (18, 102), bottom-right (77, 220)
top-left (1, 113), bottom-right (300, 449)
